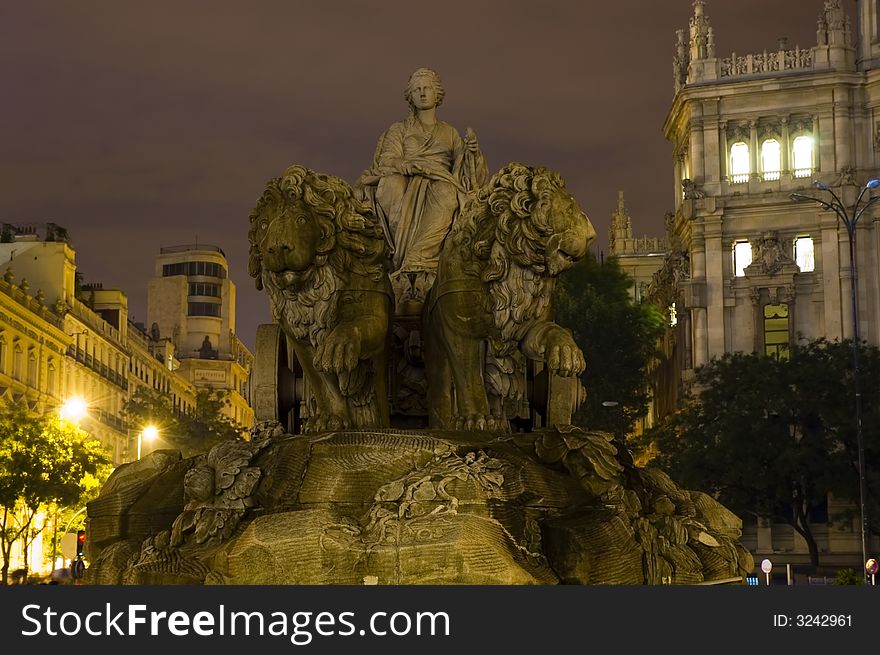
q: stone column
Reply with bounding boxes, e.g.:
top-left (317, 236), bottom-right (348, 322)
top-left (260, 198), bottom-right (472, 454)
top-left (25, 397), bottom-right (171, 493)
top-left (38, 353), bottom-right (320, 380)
top-left (705, 221), bottom-right (725, 359)
top-left (822, 219), bottom-right (844, 339)
top-left (781, 116), bottom-right (791, 176)
top-left (834, 86), bottom-right (852, 171)
top-left (691, 117), bottom-right (705, 183)
top-left (690, 242), bottom-right (709, 367)
top-left (749, 120), bottom-right (759, 181)
top-left (719, 121), bottom-right (729, 188)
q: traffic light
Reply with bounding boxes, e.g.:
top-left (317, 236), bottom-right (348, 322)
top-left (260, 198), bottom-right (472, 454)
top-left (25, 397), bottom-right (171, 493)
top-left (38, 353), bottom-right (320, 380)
top-left (76, 529), bottom-right (86, 558)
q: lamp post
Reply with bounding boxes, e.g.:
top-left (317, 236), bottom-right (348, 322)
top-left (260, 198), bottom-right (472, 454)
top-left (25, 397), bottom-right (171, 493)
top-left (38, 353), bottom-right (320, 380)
top-left (792, 178), bottom-right (880, 582)
top-left (137, 425), bottom-right (158, 460)
top-left (59, 397), bottom-right (87, 425)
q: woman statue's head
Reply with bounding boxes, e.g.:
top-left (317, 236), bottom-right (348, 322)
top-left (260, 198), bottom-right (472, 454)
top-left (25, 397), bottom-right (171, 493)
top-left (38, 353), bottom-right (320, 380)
top-left (405, 68), bottom-right (445, 113)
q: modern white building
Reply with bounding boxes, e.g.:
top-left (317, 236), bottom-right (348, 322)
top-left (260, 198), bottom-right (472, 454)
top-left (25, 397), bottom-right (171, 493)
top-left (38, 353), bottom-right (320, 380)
top-left (147, 244), bottom-right (253, 429)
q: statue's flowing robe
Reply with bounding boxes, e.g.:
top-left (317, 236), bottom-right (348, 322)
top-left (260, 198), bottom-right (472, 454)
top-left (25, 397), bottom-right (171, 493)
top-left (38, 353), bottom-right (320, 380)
top-left (359, 115), bottom-right (488, 274)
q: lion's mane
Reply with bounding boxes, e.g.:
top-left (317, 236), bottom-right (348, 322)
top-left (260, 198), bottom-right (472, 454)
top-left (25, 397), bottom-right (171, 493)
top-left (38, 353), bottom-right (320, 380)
top-left (447, 163), bottom-right (572, 354)
top-left (247, 165), bottom-right (389, 347)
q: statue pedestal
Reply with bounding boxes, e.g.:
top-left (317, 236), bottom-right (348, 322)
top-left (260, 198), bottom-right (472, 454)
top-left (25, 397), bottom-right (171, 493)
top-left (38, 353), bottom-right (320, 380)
top-left (85, 426), bottom-right (753, 585)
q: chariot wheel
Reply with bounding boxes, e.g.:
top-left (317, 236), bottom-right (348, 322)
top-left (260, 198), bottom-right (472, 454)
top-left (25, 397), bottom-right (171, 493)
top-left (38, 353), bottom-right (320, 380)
top-left (252, 323), bottom-right (304, 433)
top-left (524, 359), bottom-right (585, 429)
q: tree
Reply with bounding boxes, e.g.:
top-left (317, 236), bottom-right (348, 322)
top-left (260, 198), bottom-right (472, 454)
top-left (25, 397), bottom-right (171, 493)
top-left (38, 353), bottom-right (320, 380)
top-left (554, 253), bottom-right (665, 437)
top-left (642, 339), bottom-right (880, 567)
top-left (0, 401), bottom-right (110, 584)
top-left (123, 387), bottom-right (244, 458)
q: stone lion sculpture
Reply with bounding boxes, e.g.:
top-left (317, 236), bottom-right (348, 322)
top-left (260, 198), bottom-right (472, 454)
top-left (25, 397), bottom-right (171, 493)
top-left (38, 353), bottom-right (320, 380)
top-left (248, 165), bottom-right (393, 432)
top-left (425, 163), bottom-right (596, 430)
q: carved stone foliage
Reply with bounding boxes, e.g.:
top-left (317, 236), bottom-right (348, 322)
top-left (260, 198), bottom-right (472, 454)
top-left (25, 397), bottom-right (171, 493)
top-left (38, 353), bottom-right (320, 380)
top-left (831, 166), bottom-right (858, 188)
top-left (424, 163), bottom-right (596, 431)
top-left (744, 231), bottom-right (796, 277)
top-left (85, 424), bottom-right (754, 586)
top-left (790, 116), bottom-right (813, 136)
top-left (681, 178), bottom-right (705, 199)
top-left (759, 122), bottom-right (781, 141)
top-left (726, 122), bottom-right (749, 144)
top-left (646, 242), bottom-right (690, 309)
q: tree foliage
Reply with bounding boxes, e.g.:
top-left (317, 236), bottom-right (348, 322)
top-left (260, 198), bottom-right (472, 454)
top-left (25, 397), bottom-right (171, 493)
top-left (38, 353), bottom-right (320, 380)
top-left (554, 253), bottom-right (665, 437)
top-left (122, 387), bottom-right (244, 458)
top-left (641, 339), bottom-right (880, 567)
top-left (0, 401), bottom-right (111, 584)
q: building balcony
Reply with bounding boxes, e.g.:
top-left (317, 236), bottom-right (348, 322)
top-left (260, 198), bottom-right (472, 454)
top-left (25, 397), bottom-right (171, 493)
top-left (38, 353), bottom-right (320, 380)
top-left (67, 345), bottom-right (128, 391)
top-left (94, 409), bottom-right (128, 434)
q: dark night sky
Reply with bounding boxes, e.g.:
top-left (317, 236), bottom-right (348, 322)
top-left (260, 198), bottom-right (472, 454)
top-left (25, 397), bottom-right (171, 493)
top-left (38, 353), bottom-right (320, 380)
top-left (0, 1), bottom-right (845, 351)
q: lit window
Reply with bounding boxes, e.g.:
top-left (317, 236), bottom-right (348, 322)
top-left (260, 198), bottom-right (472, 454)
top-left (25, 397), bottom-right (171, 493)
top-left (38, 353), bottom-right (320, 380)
top-left (794, 236), bottom-right (815, 272)
top-left (792, 136), bottom-right (813, 178)
top-left (761, 139), bottom-right (781, 181)
top-left (730, 142), bottom-right (750, 183)
top-left (734, 241), bottom-right (752, 277)
top-left (764, 303), bottom-right (790, 359)
top-left (669, 302), bottom-right (678, 327)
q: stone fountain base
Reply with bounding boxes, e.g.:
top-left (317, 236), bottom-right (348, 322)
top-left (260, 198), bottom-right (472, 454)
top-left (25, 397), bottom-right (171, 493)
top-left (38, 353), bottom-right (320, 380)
top-left (85, 424), bottom-right (753, 585)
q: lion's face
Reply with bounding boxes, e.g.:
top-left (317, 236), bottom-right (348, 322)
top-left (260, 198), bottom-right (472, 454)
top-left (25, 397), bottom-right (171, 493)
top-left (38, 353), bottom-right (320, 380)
top-left (257, 198), bottom-right (326, 288)
top-left (543, 190), bottom-right (596, 276)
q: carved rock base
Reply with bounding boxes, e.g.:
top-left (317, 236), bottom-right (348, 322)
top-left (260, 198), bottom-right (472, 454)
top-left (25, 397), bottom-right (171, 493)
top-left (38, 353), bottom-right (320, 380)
top-left (85, 427), bottom-right (753, 585)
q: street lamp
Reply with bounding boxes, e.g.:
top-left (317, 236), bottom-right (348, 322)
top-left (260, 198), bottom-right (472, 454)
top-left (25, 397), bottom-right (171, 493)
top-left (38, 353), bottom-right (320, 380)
top-left (59, 397), bottom-right (87, 425)
top-left (791, 178), bottom-right (880, 582)
top-left (137, 425), bottom-right (158, 460)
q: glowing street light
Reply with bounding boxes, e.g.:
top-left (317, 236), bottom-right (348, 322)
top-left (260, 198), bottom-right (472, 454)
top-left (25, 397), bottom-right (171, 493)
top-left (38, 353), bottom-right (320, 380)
top-left (791, 178), bottom-right (880, 583)
top-left (60, 397), bottom-right (87, 425)
top-left (137, 425), bottom-right (158, 460)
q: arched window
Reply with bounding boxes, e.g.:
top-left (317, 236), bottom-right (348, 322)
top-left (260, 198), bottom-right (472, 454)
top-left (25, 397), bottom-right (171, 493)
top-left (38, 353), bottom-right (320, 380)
top-left (760, 139), bottom-right (781, 181)
top-left (12, 342), bottom-right (23, 380)
top-left (47, 359), bottom-right (57, 396)
top-left (764, 304), bottom-right (790, 359)
top-left (26, 349), bottom-right (37, 386)
top-left (730, 142), bottom-right (750, 183)
top-left (733, 241), bottom-right (753, 277)
top-left (792, 135), bottom-right (813, 178)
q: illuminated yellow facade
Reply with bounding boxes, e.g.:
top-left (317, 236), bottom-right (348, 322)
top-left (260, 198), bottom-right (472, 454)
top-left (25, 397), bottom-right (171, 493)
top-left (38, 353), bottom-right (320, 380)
top-left (0, 225), bottom-right (254, 466)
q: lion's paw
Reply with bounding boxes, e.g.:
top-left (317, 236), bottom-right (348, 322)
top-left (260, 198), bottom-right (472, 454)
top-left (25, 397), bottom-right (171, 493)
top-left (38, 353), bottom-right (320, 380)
top-left (541, 327), bottom-right (585, 377)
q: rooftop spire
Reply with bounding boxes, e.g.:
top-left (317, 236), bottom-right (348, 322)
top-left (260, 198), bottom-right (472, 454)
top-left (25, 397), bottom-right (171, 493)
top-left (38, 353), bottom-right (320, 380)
top-left (689, 0), bottom-right (713, 61)
top-left (609, 191), bottom-right (633, 254)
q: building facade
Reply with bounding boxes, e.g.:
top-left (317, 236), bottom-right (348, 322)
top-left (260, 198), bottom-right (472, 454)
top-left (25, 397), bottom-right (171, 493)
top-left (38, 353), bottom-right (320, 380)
top-left (608, 190), bottom-right (667, 303)
top-left (147, 244), bottom-right (253, 429)
top-left (0, 227), bottom-right (256, 576)
top-left (652, 0), bottom-right (880, 567)
top-left (0, 228), bottom-right (254, 465)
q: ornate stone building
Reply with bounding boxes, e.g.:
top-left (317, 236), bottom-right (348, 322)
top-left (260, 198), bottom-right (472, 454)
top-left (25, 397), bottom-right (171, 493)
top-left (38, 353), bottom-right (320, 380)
top-left (653, 0), bottom-right (880, 567)
top-left (608, 191), bottom-right (667, 303)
